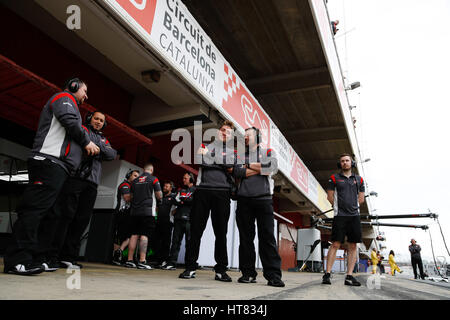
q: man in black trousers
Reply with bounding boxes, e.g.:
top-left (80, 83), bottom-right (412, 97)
top-left (154, 180), bottom-right (176, 268)
top-left (38, 111), bottom-right (117, 270)
top-left (409, 239), bottom-right (426, 280)
top-left (179, 120), bottom-right (236, 281)
top-left (163, 173), bottom-right (195, 270)
top-left (3, 78), bottom-right (99, 275)
top-left (232, 127), bottom-right (285, 287)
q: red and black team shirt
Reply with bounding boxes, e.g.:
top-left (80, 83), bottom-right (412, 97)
top-left (326, 173), bottom-right (365, 217)
top-left (116, 179), bottom-right (131, 212)
top-left (130, 172), bottom-right (162, 217)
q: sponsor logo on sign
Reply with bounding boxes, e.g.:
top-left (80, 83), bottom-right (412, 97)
top-left (115, 0), bottom-right (157, 35)
top-left (222, 63), bottom-right (270, 147)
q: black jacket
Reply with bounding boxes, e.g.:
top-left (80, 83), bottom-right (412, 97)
top-left (76, 125), bottom-right (117, 185)
top-left (30, 91), bottom-right (90, 174)
top-left (233, 147), bottom-right (276, 199)
top-left (195, 141), bottom-right (237, 190)
top-left (157, 192), bottom-right (176, 222)
top-left (174, 186), bottom-right (196, 221)
top-left (409, 244), bottom-right (422, 259)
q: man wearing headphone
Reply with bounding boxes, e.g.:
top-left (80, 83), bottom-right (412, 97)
top-left (322, 153), bottom-right (365, 286)
top-left (232, 127), bottom-right (285, 287)
top-left (3, 78), bottom-right (100, 275)
top-left (37, 110), bottom-right (117, 270)
top-left (153, 180), bottom-right (176, 268)
top-left (112, 169), bottom-right (140, 265)
top-left (163, 173), bottom-right (196, 270)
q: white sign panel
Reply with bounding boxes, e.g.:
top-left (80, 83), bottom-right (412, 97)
top-left (101, 0), bottom-right (330, 211)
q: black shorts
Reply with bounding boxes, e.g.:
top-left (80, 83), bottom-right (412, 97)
top-left (129, 215), bottom-right (156, 237)
top-left (331, 215), bottom-right (362, 243)
top-left (116, 210), bottom-right (132, 243)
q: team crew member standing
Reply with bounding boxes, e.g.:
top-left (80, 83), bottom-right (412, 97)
top-left (112, 170), bottom-right (140, 265)
top-left (163, 173), bottom-right (196, 270)
top-left (153, 181), bottom-right (176, 268)
top-left (409, 239), bottom-right (426, 280)
top-left (125, 163), bottom-right (162, 269)
top-left (233, 127), bottom-right (285, 287)
top-left (179, 120), bottom-right (237, 281)
top-left (3, 78), bottom-right (99, 275)
top-left (322, 153), bottom-right (365, 286)
top-left (44, 111), bottom-right (117, 269)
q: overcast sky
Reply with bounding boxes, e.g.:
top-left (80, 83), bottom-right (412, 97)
top-left (327, 0), bottom-right (450, 264)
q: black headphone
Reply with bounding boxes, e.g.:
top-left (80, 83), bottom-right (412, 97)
top-left (65, 77), bottom-right (81, 93)
top-left (337, 155), bottom-right (357, 169)
top-left (246, 127), bottom-right (261, 145)
top-left (85, 111), bottom-right (107, 131)
top-left (126, 169), bottom-right (139, 180)
top-left (185, 172), bottom-right (195, 184)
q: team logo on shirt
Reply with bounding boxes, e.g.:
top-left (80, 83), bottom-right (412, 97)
top-left (139, 176), bottom-right (147, 183)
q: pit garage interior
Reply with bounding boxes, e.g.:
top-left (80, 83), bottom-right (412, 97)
top-left (0, 0), bottom-right (375, 271)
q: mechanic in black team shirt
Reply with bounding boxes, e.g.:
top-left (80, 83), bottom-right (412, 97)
top-left (163, 172), bottom-right (196, 270)
top-left (153, 180), bottom-right (176, 268)
top-left (125, 163), bottom-right (162, 269)
top-left (112, 169), bottom-right (140, 266)
top-left (322, 153), bottom-right (365, 286)
top-left (179, 120), bottom-right (237, 281)
top-left (232, 127), bottom-right (285, 287)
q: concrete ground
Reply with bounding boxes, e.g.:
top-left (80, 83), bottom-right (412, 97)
top-left (0, 259), bottom-right (449, 300)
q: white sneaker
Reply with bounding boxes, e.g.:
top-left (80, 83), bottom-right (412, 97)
top-left (5, 263), bottom-right (44, 275)
top-left (124, 261), bottom-right (137, 268)
top-left (179, 270), bottom-right (196, 279)
top-left (162, 264), bottom-right (176, 270)
top-left (60, 261), bottom-right (81, 269)
top-left (136, 261), bottom-right (153, 270)
top-left (42, 262), bottom-right (58, 272)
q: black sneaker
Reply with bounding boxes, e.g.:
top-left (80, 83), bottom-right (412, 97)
top-left (267, 277), bottom-right (285, 287)
top-left (215, 272), bottom-right (232, 282)
top-left (112, 249), bottom-right (123, 266)
top-left (136, 261), bottom-right (153, 270)
top-left (4, 262), bottom-right (44, 276)
top-left (162, 263), bottom-right (176, 270)
top-left (179, 270), bottom-right (196, 279)
top-left (42, 260), bottom-right (59, 272)
top-left (238, 275), bottom-right (257, 283)
top-left (322, 273), bottom-right (331, 285)
top-left (344, 275), bottom-right (361, 286)
top-left (124, 261), bottom-right (137, 268)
